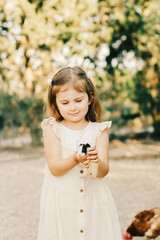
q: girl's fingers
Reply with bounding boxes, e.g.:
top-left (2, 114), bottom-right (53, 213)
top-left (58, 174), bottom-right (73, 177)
top-left (87, 147), bottom-right (98, 160)
top-left (87, 146), bottom-right (96, 151)
top-left (90, 159), bottom-right (99, 163)
top-left (87, 148), bottom-right (97, 155)
top-left (88, 151), bottom-right (97, 156)
top-left (84, 164), bottom-right (90, 168)
top-left (76, 155), bottom-right (87, 163)
top-left (87, 155), bottom-right (98, 160)
top-left (84, 162), bottom-right (90, 168)
top-left (83, 160), bottom-right (90, 165)
top-left (83, 160), bottom-right (90, 168)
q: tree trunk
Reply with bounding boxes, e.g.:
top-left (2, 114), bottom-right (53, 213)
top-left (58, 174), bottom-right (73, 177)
top-left (30, 127), bottom-right (42, 146)
top-left (153, 119), bottom-right (160, 139)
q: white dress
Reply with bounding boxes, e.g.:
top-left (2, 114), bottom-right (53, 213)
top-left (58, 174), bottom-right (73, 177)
top-left (38, 117), bottom-right (122, 240)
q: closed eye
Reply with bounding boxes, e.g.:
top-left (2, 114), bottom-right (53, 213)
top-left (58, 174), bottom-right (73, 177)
top-left (61, 99), bottom-right (82, 104)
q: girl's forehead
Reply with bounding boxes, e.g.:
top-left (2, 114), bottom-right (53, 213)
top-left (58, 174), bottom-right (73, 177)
top-left (58, 84), bottom-right (72, 92)
top-left (56, 86), bottom-right (87, 99)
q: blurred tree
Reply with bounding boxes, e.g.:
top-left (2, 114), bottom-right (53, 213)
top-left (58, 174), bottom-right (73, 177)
top-left (0, 92), bottom-right (44, 145)
top-left (0, 0), bottom-right (99, 144)
top-left (132, 1), bottom-right (160, 137)
top-left (0, 0), bottom-right (98, 97)
top-left (96, 0), bottom-right (160, 136)
top-left (19, 96), bottom-right (44, 145)
top-left (0, 0), bottom-right (159, 140)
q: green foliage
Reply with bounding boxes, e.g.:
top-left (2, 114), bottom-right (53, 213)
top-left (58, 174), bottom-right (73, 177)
top-left (0, 93), bottom-right (21, 129)
top-left (96, 0), bottom-right (160, 135)
top-left (0, 93), bottom-right (44, 145)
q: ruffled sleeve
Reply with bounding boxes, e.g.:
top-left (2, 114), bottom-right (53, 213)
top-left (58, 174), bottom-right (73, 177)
top-left (98, 121), bottom-right (112, 130)
top-left (41, 117), bottom-right (60, 139)
top-left (97, 121), bottom-right (112, 139)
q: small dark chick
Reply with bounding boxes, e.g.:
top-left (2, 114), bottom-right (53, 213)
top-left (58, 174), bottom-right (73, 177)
top-left (77, 143), bottom-right (90, 157)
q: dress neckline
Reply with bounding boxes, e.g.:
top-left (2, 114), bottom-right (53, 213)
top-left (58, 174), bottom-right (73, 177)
top-left (60, 121), bottom-right (90, 132)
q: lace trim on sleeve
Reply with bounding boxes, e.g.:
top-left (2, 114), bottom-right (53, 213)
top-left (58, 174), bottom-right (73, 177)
top-left (41, 117), bottom-right (60, 138)
top-left (99, 121), bottom-right (112, 131)
top-left (97, 121), bottom-right (112, 139)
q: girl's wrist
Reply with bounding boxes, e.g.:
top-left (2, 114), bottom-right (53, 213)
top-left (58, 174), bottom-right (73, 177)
top-left (74, 154), bottom-right (79, 164)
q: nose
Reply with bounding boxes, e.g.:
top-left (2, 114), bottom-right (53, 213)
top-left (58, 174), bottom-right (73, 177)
top-left (69, 102), bottom-right (77, 111)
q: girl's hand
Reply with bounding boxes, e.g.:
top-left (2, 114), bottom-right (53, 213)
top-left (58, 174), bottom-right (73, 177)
top-left (76, 154), bottom-right (87, 164)
top-left (82, 159), bottom-right (90, 168)
top-left (87, 146), bottom-right (98, 162)
top-left (83, 146), bottom-right (99, 168)
top-left (76, 155), bottom-right (90, 168)
top-left (76, 146), bottom-right (98, 168)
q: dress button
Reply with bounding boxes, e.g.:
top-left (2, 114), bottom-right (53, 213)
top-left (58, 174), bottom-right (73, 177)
top-left (80, 209), bottom-right (83, 213)
top-left (80, 170), bottom-right (83, 173)
top-left (80, 189), bottom-right (83, 192)
top-left (80, 230), bottom-right (84, 233)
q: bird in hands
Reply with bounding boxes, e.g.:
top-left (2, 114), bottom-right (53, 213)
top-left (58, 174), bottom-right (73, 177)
top-left (123, 208), bottom-right (160, 240)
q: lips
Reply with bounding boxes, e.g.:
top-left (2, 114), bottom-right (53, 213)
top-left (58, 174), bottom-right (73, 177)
top-left (69, 112), bottom-right (79, 116)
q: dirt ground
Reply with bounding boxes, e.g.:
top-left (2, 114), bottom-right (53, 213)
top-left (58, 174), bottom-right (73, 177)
top-left (0, 139), bottom-right (160, 240)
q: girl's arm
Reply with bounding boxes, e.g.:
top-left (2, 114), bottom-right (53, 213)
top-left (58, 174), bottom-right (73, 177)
top-left (43, 124), bottom-right (87, 176)
top-left (96, 128), bottom-right (109, 178)
top-left (85, 129), bottom-right (109, 178)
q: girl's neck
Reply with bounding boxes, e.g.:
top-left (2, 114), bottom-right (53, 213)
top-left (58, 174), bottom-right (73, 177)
top-left (61, 119), bottom-right (89, 130)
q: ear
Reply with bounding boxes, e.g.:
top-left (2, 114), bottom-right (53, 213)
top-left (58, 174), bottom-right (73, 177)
top-left (88, 99), bottom-right (92, 105)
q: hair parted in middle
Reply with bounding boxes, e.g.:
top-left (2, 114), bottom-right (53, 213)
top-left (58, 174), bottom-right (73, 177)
top-left (47, 66), bottom-right (102, 122)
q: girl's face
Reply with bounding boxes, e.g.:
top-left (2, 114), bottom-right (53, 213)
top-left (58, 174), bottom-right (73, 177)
top-left (56, 85), bottom-right (91, 123)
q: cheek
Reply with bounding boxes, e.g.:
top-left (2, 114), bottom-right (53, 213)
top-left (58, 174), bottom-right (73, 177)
top-left (59, 105), bottom-right (67, 113)
top-left (83, 99), bottom-right (90, 109)
top-left (80, 101), bottom-right (90, 113)
top-left (56, 102), bottom-right (65, 114)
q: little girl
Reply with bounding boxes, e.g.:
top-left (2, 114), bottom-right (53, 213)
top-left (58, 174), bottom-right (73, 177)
top-left (38, 66), bottom-right (122, 240)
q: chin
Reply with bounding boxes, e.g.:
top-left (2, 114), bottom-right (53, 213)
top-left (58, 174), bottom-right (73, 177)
top-left (68, 115), bottom-right (83, 121)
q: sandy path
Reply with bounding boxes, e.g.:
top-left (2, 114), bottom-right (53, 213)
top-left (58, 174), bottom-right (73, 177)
top-left (0, 140), bottom-right (160, 240)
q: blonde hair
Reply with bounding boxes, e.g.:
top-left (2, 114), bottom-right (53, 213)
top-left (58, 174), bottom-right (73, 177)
top-left (47, 66), bottom-right (102, 122)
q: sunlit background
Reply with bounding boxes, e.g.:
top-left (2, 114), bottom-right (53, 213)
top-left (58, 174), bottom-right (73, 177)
top-left (0, 0), bottom-right (159, 146)
top-left (0, 0), bottom-right (160, 239)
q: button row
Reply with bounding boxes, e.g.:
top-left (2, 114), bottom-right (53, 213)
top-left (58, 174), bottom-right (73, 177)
top-left (79, 173), bottom-right (84, 236)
